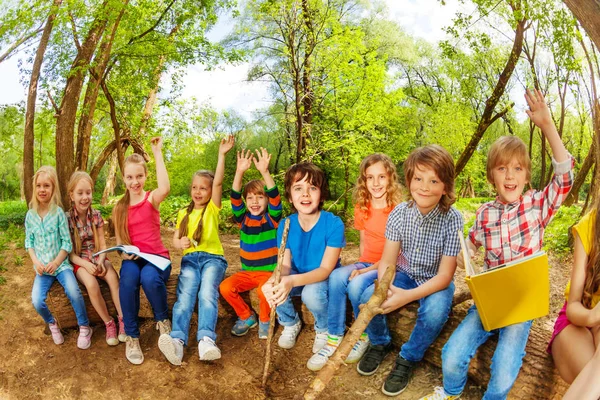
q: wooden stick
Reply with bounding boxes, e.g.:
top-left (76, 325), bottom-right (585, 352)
top-left (303, 265), bottom-right (396, 400)
top-left (262, 218), bottom-right (291, 388)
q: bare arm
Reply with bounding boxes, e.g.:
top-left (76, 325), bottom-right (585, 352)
top-left (172, 227), bottom-right (191, 251)
top-left (149, 137), bottom-right (170, 209)
top-left (212, 135), bottom-right (234, 208)
top-left (377, 239), bottom-right (401, 281)
top-left (566, 234), bottom-right (600, 326)
top-left (525, 89), bottom-right (569, 163)
top-left (358, 230), bottom-right (365, 257)
top-left (232, 149), bottom-right (252, 192)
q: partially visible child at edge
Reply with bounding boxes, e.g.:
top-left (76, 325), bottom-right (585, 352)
top-left (219, 147), bottom-right (282, 339)
top-left (548, 195), bottom-right (599, 398)
top-left (67, 171), bottom-right (125, 346)
top-left (354, 145), bottom-right (463, 397)
top-left (307, 153), bottom-right (402, 371)
top-left (158, 135), bottom-right (234, 365)
top-left (420, 89), bottom-right (574, 400)
top-left (262, 162), bottom-right (346, 359)
top-left (112, 137), bottom-right (172, 365)
top-left (26, 166), bottom-right (92, 349)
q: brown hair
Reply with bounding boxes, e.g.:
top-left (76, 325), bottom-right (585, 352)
top-left (67, 171), bottom-right (99, 255)
top-left (112, 154), bottom-right (148, 245)
top-left (30, 166), bottom-right (62, 212)
top-left (243, 179), bottom-right (266, 199)
top-left (284, 162), bottom-right (328, 211)
top-left (404, 145), bottom-right (456, 213)
top-left (486, 136), bottom-right (531, 185)
top-left (581, 197), bottom-right (600, 309)
top-left (178, 170), bottom-right (215, 244)
top-left (353, 153), bottom-right (403, 217)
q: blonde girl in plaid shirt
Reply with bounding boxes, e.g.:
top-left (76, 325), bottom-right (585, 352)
top-left (421, 89), bottom-right (574, 400)
top-left (26, 166), bottom-right (92, 349)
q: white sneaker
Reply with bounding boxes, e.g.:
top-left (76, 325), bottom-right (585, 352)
top-left (125, 336), bottom-right (144, 365)
top-left (312, 331), bottom-right (328, 353)
top-left (158, 334), bottom-right (184, 366)
top-left (198, 336), bottom-right (221, 361)
top-left (278, 320), bottom-right (302, 349)
top-left (306, 335), bottom-right (342, 371)
top-left (346, 334), bottom-right (370, 363)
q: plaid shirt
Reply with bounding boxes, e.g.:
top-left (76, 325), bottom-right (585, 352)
top-left (386, 201), bottom-right (463, 285)
top-left (25, 207), bottom-right (73, 276)
top-left (469, 156), bottom-right (574, 271)
top-left (67, 208), bottom-right (104, 263)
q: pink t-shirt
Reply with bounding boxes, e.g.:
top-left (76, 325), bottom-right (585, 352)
top-left (128, 191), bottom-right (169, 259)
top-left (354, 204), bottom-right (391, 263)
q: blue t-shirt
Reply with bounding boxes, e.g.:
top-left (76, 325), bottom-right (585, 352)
top-left (277, 211), bottom-right (346, 273)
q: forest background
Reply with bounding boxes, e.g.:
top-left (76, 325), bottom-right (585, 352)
top-left (0, 0), bottom-right (599, 252)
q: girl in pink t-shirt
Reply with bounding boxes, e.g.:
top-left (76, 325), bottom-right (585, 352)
top-left (307, 153), bottom-right (402, 371)
top-left (112, 137), bottom-right (171, 365)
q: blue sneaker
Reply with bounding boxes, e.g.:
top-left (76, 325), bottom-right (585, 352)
top-left (231, 314), bottom-right (258, 336)
top-left (258, 321), bottom-right (270, 339)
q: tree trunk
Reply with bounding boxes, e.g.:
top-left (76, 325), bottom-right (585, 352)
top-left (23, 0), bottom-right (62, 205)
top-left (564, 140), bottom-right (595, 206)
top-left (55, 0), bottom-right (111, 207)
top-left (454, 14), bottom-right (526, 177)
top-left (562, 0), bottom-right (600, 50)
top-left (101, 152), bottom-right (118, 205)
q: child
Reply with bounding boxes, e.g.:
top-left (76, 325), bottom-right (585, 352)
top-left (307, 153), bottom-right (402, 371)
top-left (353, 145), bottom-right (463, 396)
top-left (158, 135), bottom-right (233, 365)
top-left (219, 147), bottom-right (282, 339)
top-left (262, 162), bottom-right (346, 357)
top-left (548, 201), bottom-right (599, 400)
top-left (421, 89), bottom-right (574, 400)
top-left (113, 137), bottom-right (171, 365)
top-left (26, 166), bottom-right (93, 349)
top-left (67, 171), bottom-right (125, 346)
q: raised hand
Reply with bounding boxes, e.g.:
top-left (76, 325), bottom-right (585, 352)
top-left (219, 135), bottom-right (235, 155)
top-left (525, 89), bottom-right (553, 130)
top-left (236, 150), bottom-right (254, 173)
top-left (150, 136), bottom-right (163, 153)
top-left (253, 147), bottom-right (272, 174)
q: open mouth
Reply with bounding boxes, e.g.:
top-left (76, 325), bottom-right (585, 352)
top-left (504, 184), bottom-right (517, 191)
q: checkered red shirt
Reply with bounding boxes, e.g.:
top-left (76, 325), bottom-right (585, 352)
top-left (469, 156), bottom-right (574, 271)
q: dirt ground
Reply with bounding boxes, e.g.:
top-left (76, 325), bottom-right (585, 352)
top-left (0, 227), bottom-right (571, 400)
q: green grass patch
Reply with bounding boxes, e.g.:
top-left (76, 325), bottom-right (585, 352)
top-left (544, 205), bottom-right (582, 256)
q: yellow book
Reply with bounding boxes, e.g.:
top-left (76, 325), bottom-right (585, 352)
top-left (459, 232), bottom-right (549, 331)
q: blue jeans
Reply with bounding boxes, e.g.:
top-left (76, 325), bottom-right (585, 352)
top-left (328, 262), bottom-right (376, 336)
top-left (32, 269), bottom-right (89, 326)
top-left (442, 305), bottom-right (532, 399)
top-left (119, 258), bottom-right (172, 338)
top-left (170, 252), bottom-right (227, 345)
top-left (276, 275), bottom-right (329, 333)
top-left (356, 271), bottom-right (454, 362)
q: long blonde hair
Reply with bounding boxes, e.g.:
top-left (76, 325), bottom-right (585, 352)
top-left (67, 171), bottom-right (99, 255)
top-left (353, 153), bottom-right (402, 217)
top-left (29, 166), bottom-right (62, 212)
top-left (582, 196), bottom-right (600, 309)
top-left (112, 154), bottom-right (148, 245)
top-left (178, 170), bottom-right (214, 244)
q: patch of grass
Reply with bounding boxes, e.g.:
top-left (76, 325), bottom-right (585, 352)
top-left (544, 205), bottom-right (583, 256)
top-left (0, 276), bottom-right (5, 285)
top-left (14, 255), bottom-right (23, 267)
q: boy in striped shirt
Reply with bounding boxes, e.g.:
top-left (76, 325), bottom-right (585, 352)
top-left (219, 147), bottom-right (283, 339)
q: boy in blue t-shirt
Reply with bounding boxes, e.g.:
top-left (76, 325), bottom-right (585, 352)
top-left (263, 162), bottom-right (345, 357)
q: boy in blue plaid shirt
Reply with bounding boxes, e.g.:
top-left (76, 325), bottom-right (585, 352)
top-left (352, 145), bottom-right (463, 396)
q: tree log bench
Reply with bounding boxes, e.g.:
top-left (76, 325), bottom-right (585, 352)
top-left (47, 274), bottom-right (568, 399)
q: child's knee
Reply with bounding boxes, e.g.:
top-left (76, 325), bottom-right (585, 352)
top-left (140, 269), bottom-right (162, 290)
top-left (301, 284), bottom-right (327, 310)
top-left (32, 293), bottom-right (46, 311)
top-left (442, 341), bottom-right (468, 372)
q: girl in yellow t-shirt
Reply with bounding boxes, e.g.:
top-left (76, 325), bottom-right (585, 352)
top-left (158, 135), bottom-right (234, 366)
top-left (549, 204), bottom-right (599, 400)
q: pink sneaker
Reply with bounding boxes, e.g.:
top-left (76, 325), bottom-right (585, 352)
top-left (105, 319), bottom-right (119, 346)
top-left (49, 322), bottom-right (64, 345)
top-left (118, 316), bottom-right (126, 343)
top-left (77, 326), bottom-right (93, 349)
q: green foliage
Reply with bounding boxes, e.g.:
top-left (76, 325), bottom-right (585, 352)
top-left (0, 201), bottom-right (27, 229)
top-left (13, 255), bottom-right (23, 267)
top-left (544, 205), bottom-right (582, 256)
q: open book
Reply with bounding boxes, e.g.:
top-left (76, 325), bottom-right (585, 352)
top-left (94, 245), bottom-right (171, 271)
top-left (459, 231), bottom-right (549, 331)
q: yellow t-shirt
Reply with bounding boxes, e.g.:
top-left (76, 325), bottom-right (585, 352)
top-left (175, 200), bottom-right (224, 256)
top-left (564, 210), bottom-right (598, 306)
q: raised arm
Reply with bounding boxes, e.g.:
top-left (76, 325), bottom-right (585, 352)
top-left (525, 89), bottom-right (569, 163)
top-left (149, 137), bottom-right (170, 209)
top-left (232, 149), bottom-right (253, 192)
top-left (253, 147), bottom-right (276, 189)
top-left (212, 135), bottom-right (234, 208)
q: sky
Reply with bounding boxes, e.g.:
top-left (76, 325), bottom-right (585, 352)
top-left (0, 0), bottom-right (462, 117)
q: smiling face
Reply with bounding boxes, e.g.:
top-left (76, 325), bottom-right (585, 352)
top-left (289, 175), bottom-right (321, 216)
top-left (35, 172), bottom-right (53, 206)
top-left (245, 192), bottom-right (269, 216)
top-left (409, 164), bottom-right (446, 215)
top-left (123, 162), bottom-right (147, 196)
top-left (70, 178), bottom-right (92, 215)
top-left (191, 175), bottom-right (213, 208)
top-left (491, 158), bottom-right (528, 204)
top-left (365, 161), bottom-right (389, 201)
